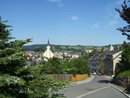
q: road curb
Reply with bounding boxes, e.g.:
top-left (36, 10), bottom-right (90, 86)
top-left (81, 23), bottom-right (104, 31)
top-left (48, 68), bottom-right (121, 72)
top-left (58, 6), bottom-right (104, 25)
top-left (105, 76), bottom-right (130, 98)
top-left (73, 75), bottom-right (94, 85)
top-left (110, 83), bottom-right (130, 98)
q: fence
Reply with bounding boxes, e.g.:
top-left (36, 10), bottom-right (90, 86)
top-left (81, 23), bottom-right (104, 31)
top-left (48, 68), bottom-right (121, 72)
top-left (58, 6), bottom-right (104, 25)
top-left (46, 74), bottom-right (89, 82)
top-left (46, 74), bottom-right (73, 81)
top-left (72, 74), bottom-right (89, 82)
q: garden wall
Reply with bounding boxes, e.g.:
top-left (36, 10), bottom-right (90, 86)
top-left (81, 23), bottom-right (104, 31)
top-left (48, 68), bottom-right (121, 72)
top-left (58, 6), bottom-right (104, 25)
top-left (47, 74), bottom-right (89, 82)
top-left (72, 74), bottom-right (89, 82)
top-left (114, 77), bottom-right (130, 92)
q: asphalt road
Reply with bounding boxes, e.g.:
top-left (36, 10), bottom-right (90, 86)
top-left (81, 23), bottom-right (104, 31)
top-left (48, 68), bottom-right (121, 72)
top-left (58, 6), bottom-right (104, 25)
top-left (59, 75), bottom-right (127, 98)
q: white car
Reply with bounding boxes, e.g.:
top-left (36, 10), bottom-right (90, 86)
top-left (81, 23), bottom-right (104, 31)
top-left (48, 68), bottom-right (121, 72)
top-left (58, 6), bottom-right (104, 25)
top-left (93, 72), bottom-right (96, 75)
top-left (112, 75), bottom-right (115, 78)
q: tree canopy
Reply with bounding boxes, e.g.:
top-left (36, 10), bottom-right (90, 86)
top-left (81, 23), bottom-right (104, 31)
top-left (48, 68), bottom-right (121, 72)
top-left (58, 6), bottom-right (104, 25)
top-left (115, 0), bottom-right (130, 40)
top-left (65, 55), bottom-right (91, 75)
top-left (0, 16), bottom-right (32, 98)
top-left (117, 41), bottom-right (130, 73)
top-left (0, 16), bottom-right (69, 98)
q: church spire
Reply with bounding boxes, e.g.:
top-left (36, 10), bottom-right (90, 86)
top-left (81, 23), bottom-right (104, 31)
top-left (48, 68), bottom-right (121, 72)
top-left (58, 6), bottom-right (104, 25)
top-left (48, 39), bottom-right (50, 46)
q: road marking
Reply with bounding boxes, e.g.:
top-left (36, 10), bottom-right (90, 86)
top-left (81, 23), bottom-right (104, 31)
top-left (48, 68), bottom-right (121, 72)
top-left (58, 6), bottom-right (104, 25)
top-left (76, 86), bottom-right (111, 98)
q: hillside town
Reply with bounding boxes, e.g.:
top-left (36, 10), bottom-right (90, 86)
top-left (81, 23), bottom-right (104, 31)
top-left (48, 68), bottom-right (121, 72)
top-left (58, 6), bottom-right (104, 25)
top-left (1, 0), bottom-right (130, 98)
top-left (25, 39), bottom-right (123, 76)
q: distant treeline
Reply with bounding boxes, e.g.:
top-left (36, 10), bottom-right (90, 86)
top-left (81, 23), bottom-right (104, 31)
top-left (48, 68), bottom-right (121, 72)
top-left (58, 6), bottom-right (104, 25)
top-left (23, 44), bottom-right (122, 52)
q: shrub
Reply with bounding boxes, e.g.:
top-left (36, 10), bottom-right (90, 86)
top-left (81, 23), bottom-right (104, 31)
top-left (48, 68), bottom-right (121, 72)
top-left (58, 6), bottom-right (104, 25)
top-left (118, 70), bottom-right (130, 77)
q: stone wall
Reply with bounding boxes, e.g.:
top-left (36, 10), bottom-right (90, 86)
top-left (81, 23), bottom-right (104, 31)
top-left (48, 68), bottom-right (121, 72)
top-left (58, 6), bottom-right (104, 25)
top-left (113, 77), bottom-right (130, 92)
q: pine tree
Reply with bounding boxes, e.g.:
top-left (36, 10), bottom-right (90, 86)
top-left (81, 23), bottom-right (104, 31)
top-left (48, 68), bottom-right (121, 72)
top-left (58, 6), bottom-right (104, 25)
top-left (0, 17), bottom-right (70, 98)
top-left (115, 0), bottom-right (130, 40)
top-left (117, 41), bottom-right (130, 72)
top-left (0, 17), bottom-right (32, 97)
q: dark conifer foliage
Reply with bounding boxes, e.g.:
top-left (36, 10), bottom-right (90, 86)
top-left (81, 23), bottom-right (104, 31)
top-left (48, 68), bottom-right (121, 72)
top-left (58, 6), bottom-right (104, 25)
top-left (118, 41), bottom-right (130, 72)
top-left (115, 0), bottom-right (130, 40)
top-left (0, 17), bottom-right (69, 98)
top-left (0, 16), bottom-right (32, 98)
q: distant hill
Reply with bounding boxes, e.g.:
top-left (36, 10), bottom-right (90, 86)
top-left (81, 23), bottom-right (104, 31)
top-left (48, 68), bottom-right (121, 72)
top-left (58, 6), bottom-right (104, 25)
top-left (23, 44), bottom-right (122, 52)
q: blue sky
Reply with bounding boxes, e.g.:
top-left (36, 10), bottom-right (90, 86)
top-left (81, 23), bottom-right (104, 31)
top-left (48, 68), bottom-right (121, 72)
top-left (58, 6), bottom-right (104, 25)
top-left (0, 0), bottom-right (129, 46)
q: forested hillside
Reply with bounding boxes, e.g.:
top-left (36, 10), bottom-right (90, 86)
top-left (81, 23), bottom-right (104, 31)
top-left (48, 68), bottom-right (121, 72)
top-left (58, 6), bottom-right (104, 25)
top-left (24, 44), bottom-right (121, 52)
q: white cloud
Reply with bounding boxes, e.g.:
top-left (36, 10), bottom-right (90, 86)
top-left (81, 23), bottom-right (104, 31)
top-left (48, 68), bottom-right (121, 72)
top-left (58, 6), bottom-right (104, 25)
top-left (49, 0), bottom-right (63, 7)
top-left (106, 21), bottom-right (118, 27)
top-left (48, 0), bottom-right (61, 2)
top-left (92, 24), bottom-right (99, 29)
top-left (71, 16), bottom-right (78, 21)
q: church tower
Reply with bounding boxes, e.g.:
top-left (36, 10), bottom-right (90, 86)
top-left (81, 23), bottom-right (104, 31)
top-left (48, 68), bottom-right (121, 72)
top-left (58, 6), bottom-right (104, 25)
top-left (109, 44), bottom-right (114, 51)
top-left (43, 39), bottom-right (54, 59)
top-left (47, 39), bottom-right (50, 50)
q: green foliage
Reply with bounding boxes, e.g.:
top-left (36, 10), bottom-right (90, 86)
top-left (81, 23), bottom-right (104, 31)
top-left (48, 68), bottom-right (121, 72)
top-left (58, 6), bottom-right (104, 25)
top-left (40, 53), bottom-right (91, 75)
top-left (122, 41), bottom-right (127, 49)
top-left (41, 56), bottom-right (47, 65)
top-left (24, 44), bottom-right (98, 52)
top-left (88, 49), bottom-right (97, 57)
top-left (117, 42), bottom-right (130, 73)
top-left (82, 53), bottom-right (89, 59)
top-left (55, 46), bottom-right (62, 50)
top-left (0, 74), bottom-right (25, 87)
top-left (115, 0), bottom-right (130, 40)
top-left (0, 16), bottom-right (32, 98)
top-left (41, 53), bottom-right (92, 75)
top-left (40, 56), bottom-right (62, 74)
top-left (28, 64), bottom-right (45, 76)
top-left (66, 56), bottom-right (91, 75)
top-left (115, 41), bottom-right (130, 78)
top-left (0, 17), bottom-right (69, 98)
top-left (27, 64), bottom-right (70, 98)
top-left (27, 75), bottom-right (70, 98)
top-left (47, 57), bottom-right (62, 74)
top-left (48, 57), bottom-right (61, 68)
top-left (117, 70), bottom-right (130, 77)
top-left (46, 66), bottom-right (61, 74)
top-left (34, 48), bottom-right (42, 52)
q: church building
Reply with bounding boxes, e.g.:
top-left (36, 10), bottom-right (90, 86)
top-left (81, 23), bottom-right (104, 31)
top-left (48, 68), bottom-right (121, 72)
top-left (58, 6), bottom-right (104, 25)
top-left (43, 40), bottom-right (54, 59)
top-left (109, 44), bottom-right (114, 51)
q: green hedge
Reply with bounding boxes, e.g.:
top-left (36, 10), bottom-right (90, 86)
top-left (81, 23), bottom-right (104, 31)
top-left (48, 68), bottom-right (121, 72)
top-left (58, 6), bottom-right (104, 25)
top-left (118, 70), bottom-right (130, 77)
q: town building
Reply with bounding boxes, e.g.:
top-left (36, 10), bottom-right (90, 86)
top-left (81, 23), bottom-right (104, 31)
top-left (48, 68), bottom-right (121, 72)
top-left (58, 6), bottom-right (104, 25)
top-left (54, 52), bottom-right (64, 59)
top-left (43, 40), bottom-right (54, 59)
top-left (89, 44), bottom-right (122, 75)
top-left (104, 50), bottom-right (122, 75)
top-left (85, 49), bottom-right (93, 53)
top-left (100, 52), bottom-right (107, 74)
top-left (89, 53), bottom-right (101, 73)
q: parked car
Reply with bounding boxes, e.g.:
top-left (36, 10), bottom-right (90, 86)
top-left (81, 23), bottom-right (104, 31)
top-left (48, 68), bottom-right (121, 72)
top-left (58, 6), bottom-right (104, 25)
top-left (112, 75), bottom-right (115, 78)
top-left (98, 73), bottom-right (102, 75)
top-left (93, 72), bottom-right (96, 75)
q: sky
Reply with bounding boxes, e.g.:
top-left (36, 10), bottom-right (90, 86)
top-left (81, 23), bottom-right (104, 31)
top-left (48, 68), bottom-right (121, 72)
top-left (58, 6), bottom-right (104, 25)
top-left (0, 0), bottom-right (129, 46)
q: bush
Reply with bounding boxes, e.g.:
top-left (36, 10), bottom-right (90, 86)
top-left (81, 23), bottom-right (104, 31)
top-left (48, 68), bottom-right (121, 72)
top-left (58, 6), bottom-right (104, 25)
top-left (66, 56), bottom-right (91, 75)
top-left (118, 70), bottom-right (130, 77)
